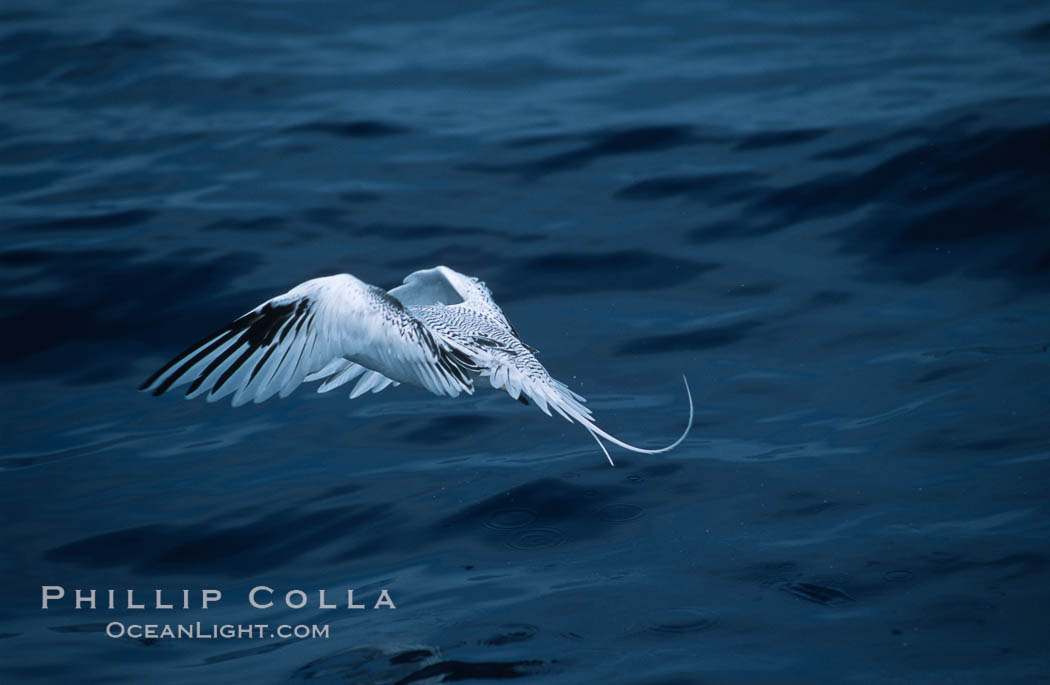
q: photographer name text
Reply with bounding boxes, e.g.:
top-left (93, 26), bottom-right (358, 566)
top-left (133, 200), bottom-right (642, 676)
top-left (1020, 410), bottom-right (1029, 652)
top-left (41, 586), bottom-right (396, 610)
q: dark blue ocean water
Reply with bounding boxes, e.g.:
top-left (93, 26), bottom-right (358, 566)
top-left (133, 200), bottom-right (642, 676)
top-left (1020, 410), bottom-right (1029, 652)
top-left (3, 1), bottom-right (1050, 682)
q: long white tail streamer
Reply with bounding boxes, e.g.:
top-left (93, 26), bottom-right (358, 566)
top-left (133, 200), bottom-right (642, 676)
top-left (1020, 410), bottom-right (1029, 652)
top-left (568, 375), bottom-right (693, 466)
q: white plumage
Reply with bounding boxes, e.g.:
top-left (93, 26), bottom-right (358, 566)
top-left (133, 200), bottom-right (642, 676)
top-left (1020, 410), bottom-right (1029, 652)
top-left (141, 266), bottom-right (693, 465)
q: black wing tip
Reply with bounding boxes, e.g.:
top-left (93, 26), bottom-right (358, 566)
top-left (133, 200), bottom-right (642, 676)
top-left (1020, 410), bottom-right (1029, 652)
top-left (139, 300), bottom-right (308, 401)
top-left (140, 372), bottom-right (168, 394)
top-left (138, 374), bottom-right (168, 395)
top-left (140, 364), bottom-right (170, 392)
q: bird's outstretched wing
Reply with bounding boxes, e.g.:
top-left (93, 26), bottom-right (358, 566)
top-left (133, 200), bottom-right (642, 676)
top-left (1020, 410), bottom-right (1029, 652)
top-left (387, 266), bottom-right (518, 334)
top-left (140, 274), bottom-right (474, 406)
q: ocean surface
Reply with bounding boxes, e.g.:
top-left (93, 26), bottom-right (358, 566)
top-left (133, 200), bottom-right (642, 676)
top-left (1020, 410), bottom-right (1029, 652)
top-left (2, 1), bottom-right (1050, 683)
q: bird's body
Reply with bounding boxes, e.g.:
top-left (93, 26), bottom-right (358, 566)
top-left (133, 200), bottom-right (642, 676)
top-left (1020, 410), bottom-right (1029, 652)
top-left (141, 266), bottom-right (692, 464)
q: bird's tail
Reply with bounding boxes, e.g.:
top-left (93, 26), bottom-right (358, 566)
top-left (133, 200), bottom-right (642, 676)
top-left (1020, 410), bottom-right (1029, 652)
top-left (545, 375), bottom-right (694, 466)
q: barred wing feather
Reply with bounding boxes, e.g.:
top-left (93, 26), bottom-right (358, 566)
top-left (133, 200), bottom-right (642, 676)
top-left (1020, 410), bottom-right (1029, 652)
top-left (388, 265), bottom-right (516, 332)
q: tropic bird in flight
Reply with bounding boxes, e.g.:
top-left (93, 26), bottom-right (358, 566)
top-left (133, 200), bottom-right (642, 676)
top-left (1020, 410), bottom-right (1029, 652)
top-left (141, 266), bottom-right (693, 465)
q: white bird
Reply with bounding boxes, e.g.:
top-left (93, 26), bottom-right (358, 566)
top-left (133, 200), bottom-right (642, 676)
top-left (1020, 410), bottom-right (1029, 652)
top-left (140, 266), bottom-right (693, 465)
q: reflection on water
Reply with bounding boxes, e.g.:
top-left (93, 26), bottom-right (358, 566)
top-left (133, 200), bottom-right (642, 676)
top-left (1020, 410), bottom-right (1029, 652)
top-left (2, 0), bottom-right (1050, 682)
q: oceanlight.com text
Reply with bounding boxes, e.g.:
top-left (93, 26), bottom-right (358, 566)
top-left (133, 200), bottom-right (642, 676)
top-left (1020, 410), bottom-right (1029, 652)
top-left (105, 622), bottom-right (330, 639)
